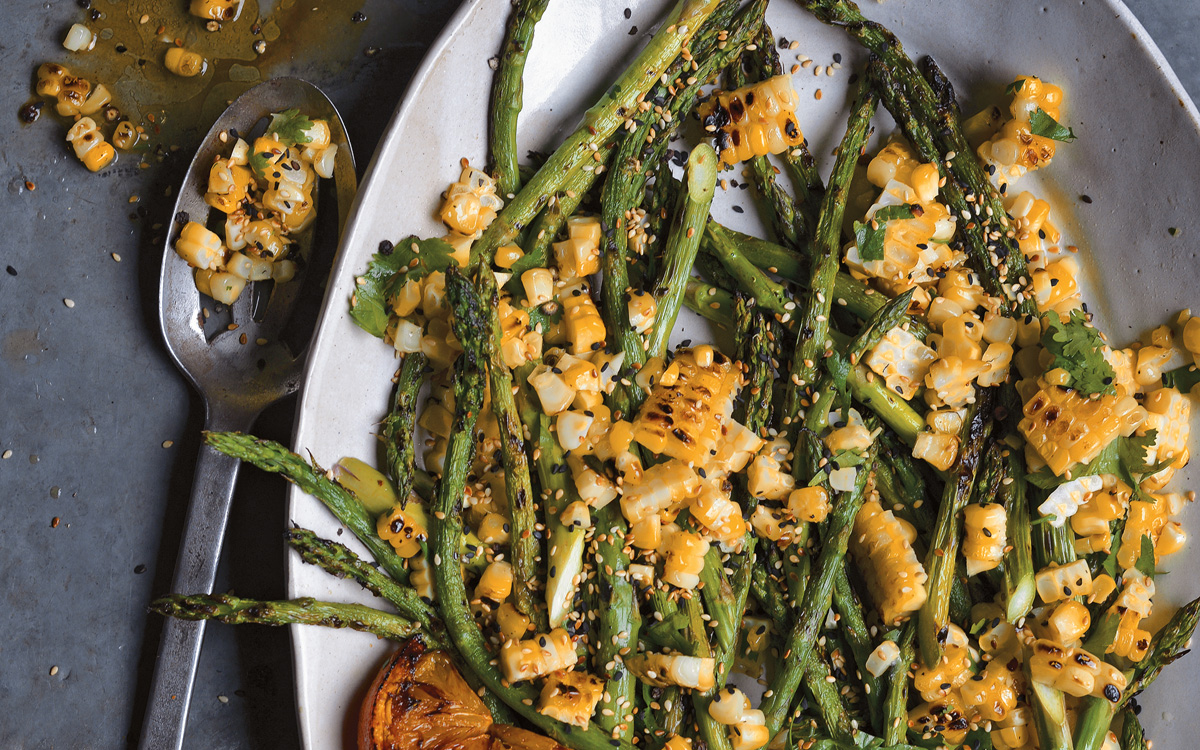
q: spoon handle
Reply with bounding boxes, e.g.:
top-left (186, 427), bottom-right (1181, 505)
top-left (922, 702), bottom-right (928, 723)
top-left (139, 407), bottom-right (257, 750)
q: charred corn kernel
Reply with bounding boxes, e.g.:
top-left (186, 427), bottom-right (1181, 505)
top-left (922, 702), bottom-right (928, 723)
top-left (940, 312), bottom-right (984, 361)
top-left (734, 616), bottom-right (771, 678)
top-left (207, 272), bottom-right (245, 304)
top-left (392, 318), bottom-right (422, 355)
top-left (706, 420), bottom-right (764, 478)
top-left (1182, 314), bottom-right (1200, 367)
top-left (1110, 609), bottom-right (1152, 663)
top-left (1046, 600), bottom-right (1091, 644)
top-left (377, 504), bottom-right (428, 558)
top-left (912, 431), bottom-right (959, 472)
top-left (909, 691), bottom-right (970, 746)
top-left (539, 670), bottom-right (605, 729)
top-left (632, 347), bottom-right (737, 465)
top-left (561, 282), bottom-right (606, 355)
top-left (499, 298), bottom-right (541, 368)
top-left (35, 62), bottom-right (70, 98)
top-left (527, 364), bottom-right (576, 416)
top-left (249, 135), bottom-right (287, 180)
top-left (389, 277), bottom-right (422, 318)
top-left (63, 23), bottom-right (96, 51)
top-left (164, 47), bottom-right (205, 77)
top-left (910, 162), bottom-right (940, 203)
top-left (493, 243), bottom-right (523, 269)
top-left (924, 357), bottom-right (987, 410)
top-left (913, 642), bottom-right (972, 701)
top-left (963, 503), bottom-right (1007, 576)
top-left (867, 137), bottom-right (922, 187)
top-left (940, 269), bottom-right (987, 312)
top-left (865, 640), bottom-right (900, 678)
top-left (243, 220), bottom-right (289, 260)
top-left (991, 703), bottom-right (1034, 750)
top-left (708, 687), bottom-right (750, 724)
top-left (787, 485), bottom-right (831, 524)
top-left (175, 221), bottom-right (225, 270)
top-left (975, 609), bottom-right (1018, 655)
top-left (864, 327), bottom-right (938, 400)
top-left (112, 121), bottom-right (139, 150)
top-left (499, 628), bottom-right (577, 682)
top-left (1087, 574), bottom-right (1118, 606)
top-left (630, 653), bottom-right (715, 691)
top-left (844, 190), bottom-right (956, 298)
top-left (690, 481), bottom-right (747, 544)
top-left (978, 76), bottom-right (1064, 188)
top-left (1028, 639), bottom-right (1125, 701)
top-left (477, 511), bottom-right (511, 544)
top-left (190, 0), bottom-right (241, 21)
top-left (852, 500), bottom-right (928, 624)
top-left (1119, 499), bottom-right (1169, 569)
top-left (566, 456), bottom-right (618, 509)
top-left (1132, 346), bottom-right (1170, 390)
top-left (206, 159), bottom-right (253, 204)
top-left (699, 74), bottom-right (803, 167)
top-left (627, 289), bottom-right (657, 335)
top-left (270, 258), bottom-right (296, 284)
top-left (78, 82), bottom-right (111, 116)
top-left (53, 72), bottom-right (91, 116)
top-left (65, 117), bottom-right (115, 172)
top-left (475, 560), bottom-right (514, 603)
top-left (927, 408), bottom-right (967, 435)
top-left (1039, 474), bottom-right (1105, 527)
top-left (439, 164), bottom-right (502, 235)
top-left (495, 602), bottom-right (530, 642)
top-left (960, 659), bottom-right (1022, 724)
top-left (661, 528), bottom-right (710, 590)
top-left (746, 438), bottom-right (795, 501)
top-left (1035, 559), bottom-right (1093, 603)
top-left (520, 268), bottom-right (555, 308)
top-left (981, 311), bottom-right (1019, 346)
top-left (628, 515), bottom-right (662, 550)
top-left (1019, 380), bottom-right (1146, 476)
top-left (620, 459), bottom-right (700, 524)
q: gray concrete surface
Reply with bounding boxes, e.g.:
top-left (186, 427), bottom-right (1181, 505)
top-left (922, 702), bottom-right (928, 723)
top-left (0, 1), bottom-right (1195, 748)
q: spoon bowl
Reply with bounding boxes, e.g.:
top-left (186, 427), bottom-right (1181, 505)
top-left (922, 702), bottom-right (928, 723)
top-left (141, 76), bottom-right (355, 750)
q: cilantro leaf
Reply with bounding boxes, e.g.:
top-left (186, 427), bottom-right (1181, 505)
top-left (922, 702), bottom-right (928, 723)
top-left (1135, 534), bottom-right (1156, 579)
top-left (267, 108), bottom-right (315, 146)
top-left (1005, 79), bottom-right (1026, 96)
top-left (248, 150), bottom-right (273, 180)
top-left (1040, 310), bottom-right (1116, 395)
top-left (1029, 107), bottom-right (1077, 143)
top-left (349, 235), bottom-right (457, 338)
top-left (854, 204), bottom-right (918, 262)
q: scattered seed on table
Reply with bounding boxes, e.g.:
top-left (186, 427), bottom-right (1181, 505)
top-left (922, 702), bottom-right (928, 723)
top-left (2, 450), bottom-right (11, 459)
top-left (162, 440), bottom-right (174, 449)
top-left (112, 253), bottom-right (121, 261)
top-left (50, 666), bottom-right (59, 676)
top-left (63, 299), bottom-right (75, 308)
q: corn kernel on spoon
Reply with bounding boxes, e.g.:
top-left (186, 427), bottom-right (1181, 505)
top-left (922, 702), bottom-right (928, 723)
top-left (140, 77), bottom-right (355, 750)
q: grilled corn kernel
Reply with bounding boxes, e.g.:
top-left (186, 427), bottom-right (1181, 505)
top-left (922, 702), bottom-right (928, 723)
top-left (664, 736), bottom-right (692, 750)
top-left (628, 515), bottom-right (662, 550)
top-left (1118, 499), bottom-right (1168, 569)
top-left (909, 691), bottom-right (970, 746)
top-left (865, 640), bottom-right (900, 678)
top-left (1110, 609), bottom-right (1152, 663)
top-left (409, 555), bottom-right (434, 600)
top-left (539, 670), bottom-right (605, 729)
top-left (912, 431), bottom-right (959, 472)
top-left (699, 74), bottom-right (804, 167)
top-left (440, 164), bottom-right (502, 235)
top-left (499, 628), bottom-right (577, 682)
top-left (627, 289), bottom-right (657, 335)
top-left (1138, 387), bottom-right (1191, 489)
top-left (1046, 600), bottom-right (1091, 645)
top-left (207, 272), bottom-right (246, 305)
top-left (963, 503), bottom-right (1007, 576)
top-left (746, 438), bottom-right (795, 501)
top-left (561, 282), bottom-right (606, 355)
top-left (190, 0), bottom-right (241, 21)
top-left (959, 658), bottom-right (1021, 723)
top-left (377, 504), bottom-right (428, 558)
top-left (661, 528), bottom-right (710, 590)
top-left (1028, 639), bottom-right (1125, 701)
top-left (620, 459), bottom-right (700, 525)
top-left (691, 481), bottom-right (747, 544)
top-left (925, 357), bottom-right (987, 410)
top-left (913, 642), bottom-right (972, 701)
top-left (787, 485), bottom-right (831, 524)
top-left (164, 47), bottom-right (206, 77)
top-left (1035, 559), bottom-right (1093, 603)
top-left (65, 117), bottom-right (115, 172)
top-left (475, 560), bottom-right (514, 603)
top-left (708, 687), bottom-right (750, 725)
top-left (175, 221), bottom-right (225, 270)
top-left (852, 500), bottom-right (928, 624)
top-left (864, 327), bottom-right (938, 400)
top-left (112, 121), bottom-right (140, 150)
top-left (493, 243), bottom-right (523, 269)
top-left (630, 653), bottom-right (715, 691)
top-left (632, 347), bottom-right (738, 465)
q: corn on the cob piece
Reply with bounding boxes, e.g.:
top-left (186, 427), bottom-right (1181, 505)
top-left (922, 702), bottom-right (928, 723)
top-left (924, 356), bottom-right (987, 410)
top-left (1028, 639), bottom-right (1126, 702)
top-left (619, 459), bottom-right (700, 524)
top-left (632, 347), bottom-right (737, 465)
top-left (65, 116), bottom-right (116, 172)
top-left (1019, 379), bottom-right (1145, 476)
top-left (977, 75), bottom-right (1065, 189)
top-left (539, 670), bottom-right (605, 729)
top-left (376, 503), bottom-right (428, 558)
top-left (1035, 559), bottom-right (1093, 603)
top-left (705, 420), bottom-right (765, 480)
top-left (661, 528), bottom-right (710, 590)
top-left (699, 74), bottom-right (804, 167)
top-left (1038, 473), bottom-right (1105, 528)
top-left (852, 499), bottom-right (928, 624)
top-left (499, 628), bottom-right (577, 682)
top-left (864, 327), bottom-right (938, 400)
top-left (963, 503), bottom-right (1007, 576)
top-left (439, 163), bottom-right (502, 236)
top-left (690, 480), bottom-right (747, 545)
top-left (629, 652), bottom-right (715, 691)
top-left (908, 690), bottom-right (970, 745)
top-left (746, 437), bottom-right (795, 501)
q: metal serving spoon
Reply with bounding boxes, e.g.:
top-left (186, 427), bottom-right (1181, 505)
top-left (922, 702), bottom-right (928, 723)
top-left (140, 77), bottom-right (355, 750)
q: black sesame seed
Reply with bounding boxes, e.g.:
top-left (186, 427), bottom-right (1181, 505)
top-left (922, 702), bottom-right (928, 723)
top-left (134, 564), bottom-right (147, 574)
top-left (732, 205), bottom-right (744, 214)
top-left (628, 25), bottom-right (637, 35)
top-left (351, 11), bottom-right (366, 22)
top-left (5, 266), bottom-right (16, 276)
top-left (833, 53), bottom-right (842, 63)
top-left (624, 7), bottom-right (631, 18)
top-left (378, 239), bottom-right (394, 255)
top-left (1080, 194), bottom-right (1093, 204)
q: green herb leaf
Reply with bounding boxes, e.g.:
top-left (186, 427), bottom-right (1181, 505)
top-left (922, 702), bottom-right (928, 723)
top-left (267, 108), bottom-right (315, 146)
top-left (1029, 107), bottom-right (1077, 143)
top-left (348, 236), bottom-right (457, 338)
top-left (1040, 310), bottom-right (1116, 396)
top-left (854, 204), bottom-right (917, 262)
top-left (1135, 534), bottom-right (1156, 579)
top-left (248, 151), bottom-right (273, 180)
top-left (1005, 79), bottom-right (1026, 96)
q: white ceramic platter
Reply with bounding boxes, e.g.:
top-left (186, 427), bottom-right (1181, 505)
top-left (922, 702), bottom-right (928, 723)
top-left (287, 1), bottom-right (1200, 747)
